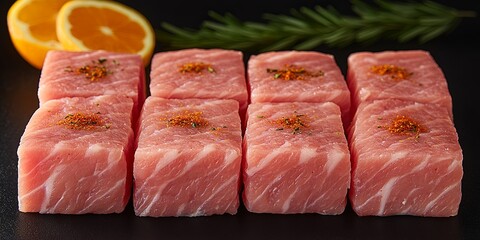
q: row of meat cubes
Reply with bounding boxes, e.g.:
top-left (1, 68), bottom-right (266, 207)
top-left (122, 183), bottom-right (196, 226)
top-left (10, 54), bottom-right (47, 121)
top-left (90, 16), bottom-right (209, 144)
top-left (17, 49), bottom-right (462, 217)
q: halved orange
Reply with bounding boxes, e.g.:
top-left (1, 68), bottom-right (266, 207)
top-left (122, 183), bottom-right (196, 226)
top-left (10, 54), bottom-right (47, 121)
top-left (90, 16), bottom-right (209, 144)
top-left (56, 1), bottom-right (155, 65)
top-left (7, 0), bottom-right (70, 69)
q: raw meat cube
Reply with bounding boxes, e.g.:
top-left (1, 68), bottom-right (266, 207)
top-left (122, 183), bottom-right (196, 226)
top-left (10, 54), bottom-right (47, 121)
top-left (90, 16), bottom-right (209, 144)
top-left (17, 95), bottom-right (135, 214)
top-left (38, 50), bottom-right (146, 117)
top-left (349, 99), bottom-right (463, 217)
top-left (347, 50), bottom-right (452, 117)
top-left (149, 49), bottom-right (248, 115)
top-left (248, 51), bottom-right (351, 123)
top-left (134, 97), bottom-right (242, 217)
top-left (243, 102), bottom-right (351, 214)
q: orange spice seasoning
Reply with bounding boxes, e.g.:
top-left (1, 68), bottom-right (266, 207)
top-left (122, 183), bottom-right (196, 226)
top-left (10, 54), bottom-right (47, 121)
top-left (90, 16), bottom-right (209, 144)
top-left (57, 112), bottom-right (108, 130)
top-left (65, 58), bottom-right (111, 81)
top-left (166, 111), bottom-right (209, 128)
top-left (266, 64), bottom-right (323, 80)
top-left (273, 112), bottom-right (309, 134)
top-left (179, 62), bottom-right (215, 74)
top-left (370, 64), bottom-right (412, 81)
top-left (386, 115), bottom-right (427, 138)
top-left (210, 125), bottom-right (228, 135)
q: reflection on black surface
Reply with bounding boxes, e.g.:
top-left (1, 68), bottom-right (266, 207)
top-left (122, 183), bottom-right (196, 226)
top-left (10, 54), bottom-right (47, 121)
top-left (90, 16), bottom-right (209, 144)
top-left (14, 205), bottom-right (463, 240)
top-left (17, 211), bottom-right (134, 239)
top-left (351, 214), bottom-right (461, 239)
top-left (139, 207), bottom-right (460, 240)
top-left (131, 204), bottom-right (242, 239)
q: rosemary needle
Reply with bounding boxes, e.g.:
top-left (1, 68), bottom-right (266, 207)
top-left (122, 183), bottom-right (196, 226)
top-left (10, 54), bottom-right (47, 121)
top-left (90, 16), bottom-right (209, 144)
top-left (156, 0), bottom-right (476, 51)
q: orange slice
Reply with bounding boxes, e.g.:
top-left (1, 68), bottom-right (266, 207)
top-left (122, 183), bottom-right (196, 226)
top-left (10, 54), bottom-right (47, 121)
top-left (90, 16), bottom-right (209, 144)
top-left (56, 1), bottom-right (155, 65)
top-left (7, 0), bottom-right (70, 69)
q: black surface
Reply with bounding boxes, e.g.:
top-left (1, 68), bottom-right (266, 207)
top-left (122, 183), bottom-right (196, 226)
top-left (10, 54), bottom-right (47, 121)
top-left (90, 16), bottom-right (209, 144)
top-left (1, 1), bottom-right (480, 239)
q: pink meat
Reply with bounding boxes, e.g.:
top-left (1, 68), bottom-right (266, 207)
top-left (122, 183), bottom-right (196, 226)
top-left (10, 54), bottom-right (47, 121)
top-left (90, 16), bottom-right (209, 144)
top-left (134, 97), bottom-right (242, 217)
top-left (149, 49), bottom-right (248, 116)
top-left (243, 102), bottom-right (351, 214)
top-left (347, 50), bottom-right (452, 118)
top-left (248, 51), bottom-right (351, 124)
top-left (17, 95), bottom-right (134, 214)
top-left (349, 99), bottom-right (463, 217)
top-left (38, 50), bottom-right (146, 118)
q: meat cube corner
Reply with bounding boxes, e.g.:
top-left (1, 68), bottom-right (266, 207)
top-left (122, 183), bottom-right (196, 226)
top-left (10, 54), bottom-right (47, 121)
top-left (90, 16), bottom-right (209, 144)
top-left (349, 99), bottom-right (463, 217)
top-left (242, 102), bottom-right (351, 215)
top-left (133, 97), bottom-right (242, 217)
top-left (17, 96), bottom-right (134, 214)
top-left (247, 51), bottom-right (351, 125)
top-left (149, 49), bottom-right (248, 114)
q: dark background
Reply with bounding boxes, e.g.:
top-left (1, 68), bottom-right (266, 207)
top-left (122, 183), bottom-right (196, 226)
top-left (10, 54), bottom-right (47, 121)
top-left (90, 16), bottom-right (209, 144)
top-left (1, 1), bottom-right (479, 239)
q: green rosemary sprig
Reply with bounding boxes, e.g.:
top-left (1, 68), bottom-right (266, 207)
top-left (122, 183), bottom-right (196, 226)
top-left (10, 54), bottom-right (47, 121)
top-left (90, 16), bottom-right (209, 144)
top-left (156, 0), bottom-right (475, 51)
